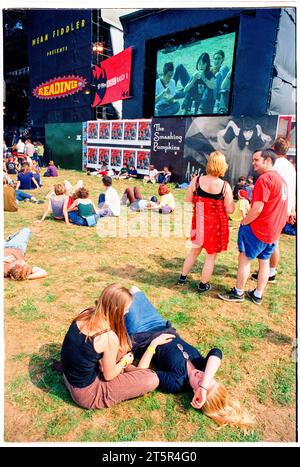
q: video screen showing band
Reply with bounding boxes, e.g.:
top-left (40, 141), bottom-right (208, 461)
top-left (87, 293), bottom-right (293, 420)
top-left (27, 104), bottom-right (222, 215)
top-left (154, 31), bottom-right (236, 117)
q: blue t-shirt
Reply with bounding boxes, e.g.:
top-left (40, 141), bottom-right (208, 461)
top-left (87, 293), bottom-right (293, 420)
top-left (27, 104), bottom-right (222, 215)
top-left (17, 172), bottom-right (33, 190)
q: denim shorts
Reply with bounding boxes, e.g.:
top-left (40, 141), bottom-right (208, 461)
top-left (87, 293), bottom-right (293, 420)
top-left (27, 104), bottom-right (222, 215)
top-left (238, 224), bottom-right (276, 260)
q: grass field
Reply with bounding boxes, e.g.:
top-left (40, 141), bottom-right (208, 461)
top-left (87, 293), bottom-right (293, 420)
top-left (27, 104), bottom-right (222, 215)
top-left (4, 169), bottom-right (296, 443)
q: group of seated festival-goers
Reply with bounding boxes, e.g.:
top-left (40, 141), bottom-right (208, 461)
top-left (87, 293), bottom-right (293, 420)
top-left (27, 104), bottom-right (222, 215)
top-left (3, 134), bottom-right (296, 431)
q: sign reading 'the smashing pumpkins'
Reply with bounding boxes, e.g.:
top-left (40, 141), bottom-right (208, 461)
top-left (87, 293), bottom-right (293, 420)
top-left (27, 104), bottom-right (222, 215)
top-left (32, 75), bottom-right (87, 99)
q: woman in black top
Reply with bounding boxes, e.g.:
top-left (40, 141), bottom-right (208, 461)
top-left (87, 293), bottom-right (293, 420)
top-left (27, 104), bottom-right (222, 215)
top-left (127, 286), bottom-right (255, 430)
top-left (182, 53), bottom-right (216, 114)
top-left (61, 283), bottom-right (160, 409)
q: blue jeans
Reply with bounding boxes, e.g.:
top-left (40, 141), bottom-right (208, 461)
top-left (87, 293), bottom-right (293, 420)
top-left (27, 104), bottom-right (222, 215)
top-left (68, 211), bottom-right (88, 226)
top-left (4, 228), bottom-right (31, 255)
top-left (15, 190), bottom-right (32, 202)
top-left (97, 208), bottom-right (114, 218)
top-left (98, 193), bottom-right (106, 208)
top-left (125, 291), bottom-right (166, 335)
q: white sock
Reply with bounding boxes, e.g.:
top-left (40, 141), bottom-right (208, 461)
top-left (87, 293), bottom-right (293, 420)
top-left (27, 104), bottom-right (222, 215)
top-left (269, 268), bottom-right (276, 277)
top-left (235, 287), bottom-right (244, 296)
top-left (254, 289), bottom-right (262, 298)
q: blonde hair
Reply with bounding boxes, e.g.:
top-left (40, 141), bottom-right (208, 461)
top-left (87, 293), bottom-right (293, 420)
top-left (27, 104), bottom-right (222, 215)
top-left (206, 151), bottom-right (228, 177)
top-left (9, 263), bottom-right (32, 281)
top-left (202, 383), bottom-right (255, 430)
top-left (54, 183), bottom-right (65, 195)
top-left (75, 283), bottom-right (132, 351)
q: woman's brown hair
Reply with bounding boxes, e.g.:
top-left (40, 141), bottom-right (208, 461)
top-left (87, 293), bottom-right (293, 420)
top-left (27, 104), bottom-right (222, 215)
top-left (158, 184), bottom-right (170, 196)
top-left (9, 263), bottom-right (32, 281)
top-left (75, 187), bottom-right (89, 199)
top-left (54, 184), bottom-right (65, 195)
top-left (75, 283), bottom-right (132, 351)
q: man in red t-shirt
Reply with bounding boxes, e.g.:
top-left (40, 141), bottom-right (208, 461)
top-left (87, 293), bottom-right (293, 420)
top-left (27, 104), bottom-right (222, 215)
top-left (219, 148), bottom-right (288, 305)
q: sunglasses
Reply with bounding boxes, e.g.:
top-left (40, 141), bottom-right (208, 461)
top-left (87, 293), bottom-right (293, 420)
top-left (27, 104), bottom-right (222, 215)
top-left (177, 343), bottom-right (189, 360)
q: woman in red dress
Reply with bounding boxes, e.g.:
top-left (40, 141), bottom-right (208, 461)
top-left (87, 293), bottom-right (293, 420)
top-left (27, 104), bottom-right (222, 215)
top-left (178, 151), bottom-right (234, 293)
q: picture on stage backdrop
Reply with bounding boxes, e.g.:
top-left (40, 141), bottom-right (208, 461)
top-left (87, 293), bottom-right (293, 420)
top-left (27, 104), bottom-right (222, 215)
top-left (87, 147), bottom-right (98, 165)
top-left (123, 149), bottom-right (136, 167)
top-left (183, 115), bottom-right (278, 185)
top-left (137, 150), bottom-right (150, 171)
top-left (99, 122), bottom-right (110, 140)
top-left (138, 121), bottom-right (151, 141)
top-left (155, 31), bottom-right (236, 117)
top-left (87, 122), bottom-right (98, 140)
top-left (111, 122), bottom-right (124, 140)
top-left (99, 148), bottom-right (110, 166)
top-left (124, 121), bottom-right (138, 141)
top-left (110, 149), bottom-right (122, 168)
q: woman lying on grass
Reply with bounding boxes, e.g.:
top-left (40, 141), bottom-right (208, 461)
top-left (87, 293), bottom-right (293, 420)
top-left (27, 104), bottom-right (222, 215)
top-left (4, 228), bottom-right (47, 281)
top-left (126, 286), bottom-right (255, 430)
top-left (60, 283), bottom-right (168, 409)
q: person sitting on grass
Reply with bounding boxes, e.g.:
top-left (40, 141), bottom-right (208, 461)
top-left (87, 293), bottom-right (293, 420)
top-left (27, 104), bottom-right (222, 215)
top-left (97, 176), bottom-right (120, 218)
top-left (3, 178), bottom-right (43, 212)
top-left (68, 187), bottom-right (98, 226)
top-left (120, 186), bottom-right (158, 212)
top-left (36, 183), bottom-right (70, 225)
top-left (4, 227), bottom-right (47, 281)
top-left (143, 164), bottom-right (158, 184)
top-left (117, 163), bottom-right (130, 179)
top-left (43, 160), bottom-right (58, 177)
top-left (157, 166), bottom-right (172, 184)
top-left (128, 165), bottom-right (138, 179)
top-left (126, 286), bottom-right (255, 430)
top-left (154, 184), bottom-right (176, 214)
top-left (16, 163), bottom-right (41, 191)
top-left (60, 283), bottom-right (161, 409)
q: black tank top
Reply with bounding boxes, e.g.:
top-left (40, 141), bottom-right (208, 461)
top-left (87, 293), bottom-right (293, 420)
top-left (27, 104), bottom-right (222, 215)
top-left (61, 320), bottom-right (110, 388)
top-left (195, 176), bottom-right (226, 200)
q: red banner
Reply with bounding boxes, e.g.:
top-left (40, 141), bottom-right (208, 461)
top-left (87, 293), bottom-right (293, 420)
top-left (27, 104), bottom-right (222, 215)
top-left (92, 47), bottom-right (132, 107)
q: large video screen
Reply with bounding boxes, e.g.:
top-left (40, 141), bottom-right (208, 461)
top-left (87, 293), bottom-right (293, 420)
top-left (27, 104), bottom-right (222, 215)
top-left (154, 31), bottom-right (236, 117)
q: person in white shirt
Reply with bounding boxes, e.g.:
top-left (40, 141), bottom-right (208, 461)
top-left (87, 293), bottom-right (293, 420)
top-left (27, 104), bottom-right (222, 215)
top-left (251, 137), bottom-right (296, 284)
top-left (16, 138), bottom-right (25, 159)
top-left (97, 176), bottom-right (120, 217)
top-left (25, 138), bottom-right (35, 158)
top-left (155, 62), bottom-right (180, 116)
top-left (143, 164), bottom-right (158, 184)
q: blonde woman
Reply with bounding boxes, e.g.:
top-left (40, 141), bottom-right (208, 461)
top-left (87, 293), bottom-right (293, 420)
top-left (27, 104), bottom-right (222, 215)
top-left (61, 283), bottom-right (163, 409)
top-left (36, 183), bottom-right (70, 224)
top-left (126, 287), bottom-right (255, 430)
top-left (178, 150), bottom-right (234, 293)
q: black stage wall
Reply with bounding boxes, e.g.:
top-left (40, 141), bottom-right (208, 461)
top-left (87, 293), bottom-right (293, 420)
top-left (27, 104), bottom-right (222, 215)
top-left (28, 10), bottom-right (93, 127)
top-left (121, 8), bottom-right (282, 119)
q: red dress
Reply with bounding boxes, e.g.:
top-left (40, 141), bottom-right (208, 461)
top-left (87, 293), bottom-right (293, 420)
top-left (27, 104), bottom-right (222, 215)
top-left (190, 177), bottom-right (229, 254)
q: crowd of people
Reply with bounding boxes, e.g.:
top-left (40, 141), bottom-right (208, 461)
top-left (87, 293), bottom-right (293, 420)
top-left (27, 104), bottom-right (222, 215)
top-left (3, 134), bottom-right (295, 433)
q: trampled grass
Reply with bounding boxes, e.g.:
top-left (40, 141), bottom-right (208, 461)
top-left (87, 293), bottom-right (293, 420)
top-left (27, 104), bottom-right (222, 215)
top-left (4, 169), bottom-right (296, 443)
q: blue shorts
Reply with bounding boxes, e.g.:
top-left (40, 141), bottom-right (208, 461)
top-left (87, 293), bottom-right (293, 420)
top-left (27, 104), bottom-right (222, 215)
top-left (238, 224), bottom-right (276, 260)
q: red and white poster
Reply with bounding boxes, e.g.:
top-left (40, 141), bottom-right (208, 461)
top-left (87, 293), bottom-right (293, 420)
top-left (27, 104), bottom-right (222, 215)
top-left (99, 148), bottom-right (110, 166)
top-left (137, 150), bottom-right (150, 172)
top-left (92, 47), bottom-right (132, 107)
top-left (138, 121), bottom-right (151, 142)
top-left (87, 147), bottom-right (98, 165)
top-left (123, 149), bottom-right (136, 167)
top-left (111, 121), bottom-right (123, 140)
top-left (110, 149), bottom-right (122, 168)
top-left (124, 121), bottom-right (137, 141)
top-left (87, 121), bottom-right (98, 140)
top-left (99, 122), bottom-right (110, 140)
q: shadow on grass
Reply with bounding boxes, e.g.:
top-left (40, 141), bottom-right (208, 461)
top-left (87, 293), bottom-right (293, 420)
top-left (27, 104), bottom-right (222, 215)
top-left (28, 343), bottom-right (73, 405)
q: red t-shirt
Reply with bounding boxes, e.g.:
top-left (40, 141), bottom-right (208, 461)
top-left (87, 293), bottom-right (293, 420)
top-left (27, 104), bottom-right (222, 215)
top-left (250, 171), bottom-right (288, 243)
